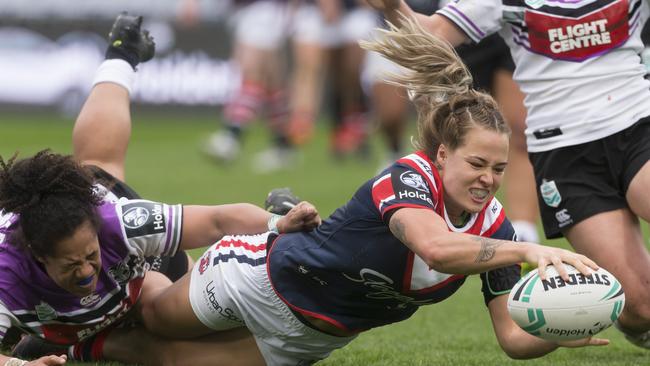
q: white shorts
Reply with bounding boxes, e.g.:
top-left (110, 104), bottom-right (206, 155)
top-left (189, 234), bottom-right (356, 366)
top-left (292, 5), bottom-right (378, 47)
top-left (231, 1), bottom-right (290, 50)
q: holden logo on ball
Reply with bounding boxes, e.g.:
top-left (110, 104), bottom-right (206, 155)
top-left (400, 171), bottom-right (429, 193)
top-left (122, 206), bottom-right (150, 229)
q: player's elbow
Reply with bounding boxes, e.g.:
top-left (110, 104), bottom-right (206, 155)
top-left (418, 239), bottom-right (452, 272)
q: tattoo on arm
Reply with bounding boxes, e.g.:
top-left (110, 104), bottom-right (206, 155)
top-left (473, 237), bottom-right (503, 263)
top-left (390, 217), bottom-right (408, 243)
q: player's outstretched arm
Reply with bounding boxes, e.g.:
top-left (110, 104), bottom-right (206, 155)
top-left (364, 1), bottom-right (469, 46)
top-left (487, 295), bottom-right (609, 359)
top-left (178, 202), bottom-right (321, 250)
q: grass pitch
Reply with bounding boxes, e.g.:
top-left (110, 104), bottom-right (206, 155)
top-left (0, 108), bottom-right (648, 365)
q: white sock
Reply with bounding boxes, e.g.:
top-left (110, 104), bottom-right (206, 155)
top-left (92, 59), bottom-right (135, 94)
top-left (511, 220), bottom-right (540, 243)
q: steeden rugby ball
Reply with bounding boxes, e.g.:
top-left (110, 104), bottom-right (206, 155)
top-left (507, 264), bottom-right (625, 341)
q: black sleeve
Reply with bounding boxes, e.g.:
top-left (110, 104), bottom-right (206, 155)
top-left (480, 216), bottom-right (522, 305)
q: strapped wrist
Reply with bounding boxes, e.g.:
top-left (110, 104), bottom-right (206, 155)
top-left (267, 214), bottom-right (282, 234)
top-left (4, 358), bottom-right (27, 366)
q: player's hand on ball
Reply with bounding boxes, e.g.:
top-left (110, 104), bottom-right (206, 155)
top-left (521, 243), bottom-right (598, 280)
top-left (277, 201), bottom-right (321, 233)
top-left (557, 336), bottom-right (610, 348)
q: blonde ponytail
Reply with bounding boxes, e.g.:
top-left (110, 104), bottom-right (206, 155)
top-left (360, 15), bottom-right (508, 159)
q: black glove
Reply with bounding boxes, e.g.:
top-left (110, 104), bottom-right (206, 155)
top-left (265, 188), bottom-right (301, 215)
top-left (105, 12), bottom-right (155, 69)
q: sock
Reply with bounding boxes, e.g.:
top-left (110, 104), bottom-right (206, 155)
top-left (223, 81), bottom-right (266, 127)
top-left (68, 329), bottom-right (111, 362)
top-left (92, 59), bottom-right (136, 94)
top-left (511, 220), bottom-right (540, 243)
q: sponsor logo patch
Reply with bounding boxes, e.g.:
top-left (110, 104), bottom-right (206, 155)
top-left (525, 1), bottom-right (629, 61)
top-left (555, 208), bottom-right (573, 227)
top-left (80, 293), bottom-right (101, 307)
top-left (540, 180), bottom-right (561, 208)
top-left (400, 171), bottom-right (429, 192)
top-left (121, 202), bottom-right (166, 238)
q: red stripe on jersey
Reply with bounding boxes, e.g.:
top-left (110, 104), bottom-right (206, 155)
top-left (481, 208), bottom-right (506, 238)
top-left (402, 251), bottom-right (415, 292)
top-left (372, 174), bottom-right (394, 213)
top-left (214, 238), bottom-right (267, 253)
top-left (526, 0), bottom-right (629, 61)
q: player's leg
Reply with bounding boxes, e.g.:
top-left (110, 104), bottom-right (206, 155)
top-left (73, 13), bottom-right (154, 181)
top-left (285, 2), bottom-right (333, 147)
top-left (102, 326), bottom-right (264, 366)
top-left (564, 210), bottom-right (650, 334)
top-left (492, 69), bottom-right (540, 243)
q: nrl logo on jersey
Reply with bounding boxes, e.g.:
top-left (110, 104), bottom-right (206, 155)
top-left (540, 179), bottom-right (561, 208)
top-left (35, 301), bottom-right (57, 321)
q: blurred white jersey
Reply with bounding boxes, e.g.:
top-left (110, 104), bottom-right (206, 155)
top-left (438, 0), bottom-right (650, 152)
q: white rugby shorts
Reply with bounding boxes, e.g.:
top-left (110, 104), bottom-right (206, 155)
top-left (231, 1), bottom-right (290, 50)
top-left (189, 233), bottom-right (356, 365)
top-left (292, 5), bottom-right (377, 47)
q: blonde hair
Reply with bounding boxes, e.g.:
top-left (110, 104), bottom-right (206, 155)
top-left (360, 15), bottom-right (509, 159)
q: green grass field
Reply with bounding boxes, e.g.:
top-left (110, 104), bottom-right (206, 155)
top-left (1, 108), bottom-right (648, 365)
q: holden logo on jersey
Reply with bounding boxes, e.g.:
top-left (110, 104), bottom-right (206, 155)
top-left (122, 206), bottom-right (150, 229)
top-left (540, 180), bottom-right (561, 208)
top-left (35, 301), bottom-right (57, 321)
top-left (399, 171), bottom-right (429, 193)
top-left (80, 293), bottom-right (101, 307)
top-left (121, 202), bottom-right (166, 239)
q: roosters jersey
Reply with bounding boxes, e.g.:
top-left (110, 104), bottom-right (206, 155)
top-left (438, 0), bottom-right (650, 152)
top-left (268, 151), bottom-right (520, 332)
top-left (0, 198), bottom-right (182, 345)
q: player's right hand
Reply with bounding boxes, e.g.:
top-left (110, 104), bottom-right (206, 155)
top-left (277, 201), bottom-right (321, 233)
top-left (520, 243), bottom-right (598, 280)
top-left (365, 0), bottom-right (401, 11)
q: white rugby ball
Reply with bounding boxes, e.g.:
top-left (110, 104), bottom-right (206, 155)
top-left (507, 264), bottom-right (625, 341)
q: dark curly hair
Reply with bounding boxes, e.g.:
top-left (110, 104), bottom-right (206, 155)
top-left (0, 150), bottom-right (103, 258)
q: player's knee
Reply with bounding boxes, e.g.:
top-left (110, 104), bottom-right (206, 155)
top-left (621, 294), bottom-right (650, 328)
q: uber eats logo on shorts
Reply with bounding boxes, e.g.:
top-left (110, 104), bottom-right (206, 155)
top-left (122, 202), bottom-right (166, 238)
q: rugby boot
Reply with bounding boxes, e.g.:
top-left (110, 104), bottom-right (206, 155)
top-left (106, 12), bottom-right (155, 68)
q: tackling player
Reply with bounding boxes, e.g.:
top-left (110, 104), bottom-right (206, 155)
top-left (0, 13), bottom-right (320, 366)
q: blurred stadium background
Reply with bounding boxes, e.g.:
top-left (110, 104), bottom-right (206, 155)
top-left (0, 1), bottom-right (649, 365)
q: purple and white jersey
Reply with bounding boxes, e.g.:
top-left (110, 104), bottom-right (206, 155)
top-left (268, 151), bottom-right (520, 333)
top-left (438, 0), bottom-right (650, 152)
top-left (0, 198), bottom-right (182, 345)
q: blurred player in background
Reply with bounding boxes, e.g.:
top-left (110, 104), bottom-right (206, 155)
top-left (193, 0), bottom-right (298, 173)
top-left (363, 0), bottom-right (540, 243)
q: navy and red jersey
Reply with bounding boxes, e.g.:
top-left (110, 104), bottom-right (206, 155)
top-left (268, 151), bottom-right (521, 333)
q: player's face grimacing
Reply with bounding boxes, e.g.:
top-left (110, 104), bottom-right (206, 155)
top-left (438, 125), bottom-right (509, 222)
top-left (38, 220), bottom-right (102, 297)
